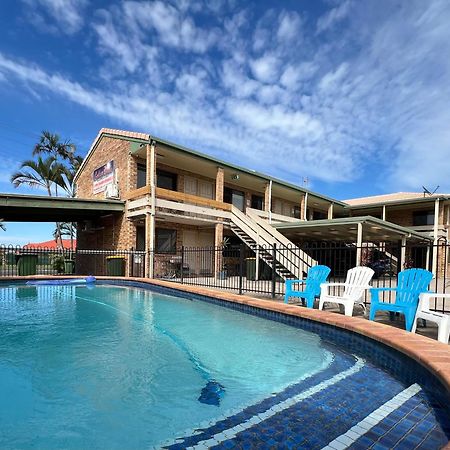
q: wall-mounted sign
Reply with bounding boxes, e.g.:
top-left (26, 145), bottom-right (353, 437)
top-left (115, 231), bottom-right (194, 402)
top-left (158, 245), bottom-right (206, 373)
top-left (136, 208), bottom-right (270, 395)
top-left (93, 160), bottom-right (115, 194)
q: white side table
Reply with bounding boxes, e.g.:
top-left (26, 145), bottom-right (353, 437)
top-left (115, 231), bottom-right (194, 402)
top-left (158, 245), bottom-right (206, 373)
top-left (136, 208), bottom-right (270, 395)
top-left (412, 293), bottom-right (450, 344)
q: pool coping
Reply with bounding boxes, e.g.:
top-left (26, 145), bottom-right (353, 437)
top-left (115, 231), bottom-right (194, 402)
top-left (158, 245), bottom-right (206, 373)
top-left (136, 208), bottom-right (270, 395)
top-left (3, 274), bottom-right (450, 448)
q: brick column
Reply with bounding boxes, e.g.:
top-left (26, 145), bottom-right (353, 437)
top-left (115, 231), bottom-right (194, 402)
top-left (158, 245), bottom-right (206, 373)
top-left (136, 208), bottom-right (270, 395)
top-left (300, 194), bottom-right (306, 221)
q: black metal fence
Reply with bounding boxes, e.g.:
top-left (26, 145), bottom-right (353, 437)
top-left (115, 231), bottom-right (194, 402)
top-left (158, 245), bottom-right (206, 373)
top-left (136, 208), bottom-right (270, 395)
top-left (1, 239), bottom-right (450, 312)
top-left (153, 239), bottom-right (450, 313)
top-left (0, 245), bottom-right (145, 278)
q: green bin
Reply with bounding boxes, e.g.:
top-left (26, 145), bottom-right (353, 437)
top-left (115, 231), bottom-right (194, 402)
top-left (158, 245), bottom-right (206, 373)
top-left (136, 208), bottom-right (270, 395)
top-left (106, 256), bottom-right (126, 276)
top-left (17, 254), bottom-right (38, 276)
top-left (6, 253), bottom-right (16, 265)
top-left (64, 260), bottom-right (75, 274)
top-left (245, 258), bottom-right (257, 280)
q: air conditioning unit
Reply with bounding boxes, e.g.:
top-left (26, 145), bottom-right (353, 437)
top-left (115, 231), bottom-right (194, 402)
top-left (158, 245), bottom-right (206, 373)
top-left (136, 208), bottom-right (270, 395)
top-left (105, 183), bottom-right (120, 199)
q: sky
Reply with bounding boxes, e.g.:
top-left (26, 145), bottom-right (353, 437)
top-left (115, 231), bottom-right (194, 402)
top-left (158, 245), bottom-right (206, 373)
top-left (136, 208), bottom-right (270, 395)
top-left (0, 0), bottom-right (450, 244)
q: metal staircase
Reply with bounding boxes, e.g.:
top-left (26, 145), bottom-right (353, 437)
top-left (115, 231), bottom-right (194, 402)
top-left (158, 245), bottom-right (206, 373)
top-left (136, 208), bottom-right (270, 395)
top-left (229, 206), bottom-right (317, 280)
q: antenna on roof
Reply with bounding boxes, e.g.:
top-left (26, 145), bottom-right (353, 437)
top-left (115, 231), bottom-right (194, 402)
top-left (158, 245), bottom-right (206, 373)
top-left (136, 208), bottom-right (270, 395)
top-left (422, 185), bottom-right (440, 197)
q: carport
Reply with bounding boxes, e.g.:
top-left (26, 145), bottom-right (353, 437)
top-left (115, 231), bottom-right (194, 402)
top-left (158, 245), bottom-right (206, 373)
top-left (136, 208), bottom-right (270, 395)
top-left (274, 216), bottom-right (431, 269)
top-left (0, 193), bottom-right (124, 221)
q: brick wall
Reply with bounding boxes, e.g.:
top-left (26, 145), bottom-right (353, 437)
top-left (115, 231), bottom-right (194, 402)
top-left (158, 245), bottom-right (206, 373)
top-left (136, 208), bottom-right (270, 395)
top-left (76, 136), bottom-right (136, 250)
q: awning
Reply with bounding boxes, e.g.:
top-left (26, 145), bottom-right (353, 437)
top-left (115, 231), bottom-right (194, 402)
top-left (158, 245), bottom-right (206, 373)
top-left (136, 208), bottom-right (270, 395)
top-left (274, 216), bottom-right (430, 242)
top-left (0, 193), bottom-right (124, 222)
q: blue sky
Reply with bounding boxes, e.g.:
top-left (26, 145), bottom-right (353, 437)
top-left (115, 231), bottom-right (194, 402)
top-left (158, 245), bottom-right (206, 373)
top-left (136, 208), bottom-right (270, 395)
top-left (0, 0), bottom-right (450, 244)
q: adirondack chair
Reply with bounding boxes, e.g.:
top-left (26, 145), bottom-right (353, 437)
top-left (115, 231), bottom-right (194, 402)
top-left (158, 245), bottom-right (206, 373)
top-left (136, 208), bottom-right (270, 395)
top-left (284, 265), bottom-right (331, 308)
top-left (369, 268), bottom-right (433, 331)
top-left (318, 266), bottom-right (375, 316)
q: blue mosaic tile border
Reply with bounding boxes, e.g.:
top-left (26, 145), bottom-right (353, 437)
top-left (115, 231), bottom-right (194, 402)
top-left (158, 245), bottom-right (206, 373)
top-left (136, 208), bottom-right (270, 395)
top-left (97, 279), bottom-right (450, 424)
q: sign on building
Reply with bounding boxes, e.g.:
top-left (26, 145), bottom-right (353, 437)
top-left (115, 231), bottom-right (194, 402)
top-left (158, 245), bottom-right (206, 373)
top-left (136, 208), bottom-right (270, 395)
top-left (93, 161), bottom-right (115, 194)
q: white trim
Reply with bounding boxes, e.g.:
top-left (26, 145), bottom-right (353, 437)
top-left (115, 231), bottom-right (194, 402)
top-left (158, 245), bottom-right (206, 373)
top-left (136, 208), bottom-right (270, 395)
top-left (322, 383), bottom-right (421, 450)
top-left (189, 357), bottom-right (365, 450)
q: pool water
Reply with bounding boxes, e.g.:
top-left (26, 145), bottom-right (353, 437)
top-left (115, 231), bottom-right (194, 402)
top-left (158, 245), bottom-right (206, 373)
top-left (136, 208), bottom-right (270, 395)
top-left (0, 284), bottom-right (332, 449)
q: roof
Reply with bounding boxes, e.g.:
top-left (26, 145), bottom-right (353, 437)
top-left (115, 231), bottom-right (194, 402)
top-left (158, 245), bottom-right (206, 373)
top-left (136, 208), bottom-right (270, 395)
top-left (0, 193), bottom-right (124, 221)
top-left (274, 216), bottom-right (430, 242)
top-left (345, 192), bottom-right (450, 207)
top-left (24, 239), bottom-right (76, 250)
top-left (74, 128), bottom-right (347, 207)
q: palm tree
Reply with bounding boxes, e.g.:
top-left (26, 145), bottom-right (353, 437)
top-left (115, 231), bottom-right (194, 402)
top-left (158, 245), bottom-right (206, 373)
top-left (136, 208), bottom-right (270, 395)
top-left (32, 131), bottom-right (76, 196)
top-left (11, 156), bottom-right (63, 196)
top-left (0, 219), bottom-right (5, 231)
top-left (33, 130), bottom-right (75, 161)
top-left (53, 222), bottom-right (76, 251)
top-left (11, 156), bottom-right (65, 245)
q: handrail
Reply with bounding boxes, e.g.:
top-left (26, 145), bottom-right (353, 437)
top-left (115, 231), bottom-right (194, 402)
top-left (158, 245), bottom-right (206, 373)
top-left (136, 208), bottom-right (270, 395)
top-left (246, 209), bottom-right (316, 269)
top-left (156, 188), bottom-right (232, 211)
top-left (231, 206), bottom-right (305, 278)
top-left (124, 186), bottom-right (232, 211)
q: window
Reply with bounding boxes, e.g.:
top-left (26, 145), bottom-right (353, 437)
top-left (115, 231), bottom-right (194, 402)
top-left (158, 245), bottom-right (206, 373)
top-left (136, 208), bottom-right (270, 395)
top-left (251, 194), bottom-right (264, 210)
top-left (224, 187), bottom-right (245, 211)
top-left (413, 210), bottom-right (435, 226)
top-left (312, 210), bottom-right (327, 220)
top-left (156, 169), bottom-right (177, 191)
top-left (293, 205), bottom-right (301, 219)
top-left (156, 229), bottom-right (177, 254)
top-left (137, 163), bottom-right (146, 189)
top-left (136, 226), bottom-right (145, 251)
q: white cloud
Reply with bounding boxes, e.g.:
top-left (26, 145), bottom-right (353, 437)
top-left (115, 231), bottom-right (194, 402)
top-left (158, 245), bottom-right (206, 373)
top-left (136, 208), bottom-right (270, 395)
top-left (249, 53), bottom-right (280, 84)
top-left (316, 0), bottom-right (352, 34)
top-left (22, 0), bottom-right (87, 34)
top-left (277, 10), bottom-right (302, 42)
top-left (3, 0), bottom-right (450, 192)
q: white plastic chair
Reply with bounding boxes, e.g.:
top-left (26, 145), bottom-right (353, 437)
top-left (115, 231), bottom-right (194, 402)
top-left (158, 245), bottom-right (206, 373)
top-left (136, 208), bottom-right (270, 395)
top-left (412, 293), bottom-right (450, 344)
top-left (319, 266), bottom-right (375, 316)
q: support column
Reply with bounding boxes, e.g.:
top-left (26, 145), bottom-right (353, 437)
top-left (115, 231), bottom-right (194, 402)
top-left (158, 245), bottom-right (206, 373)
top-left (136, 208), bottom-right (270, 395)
top-left (432, 198), bottom-right (440, 274)
top-left (264, 180), bottom-right (273, 223)
top-left (300, 194), bottom-right (306, 221)
top-left (327, 203), bottom-right (334, 220)
top-left (382, 205), bottom-right (386, 221)
top-left (356, 222), bottom-right (363, 266)
top-left (400, 236), bottom-right (407, 270)
top-left (304, 192), bottom-right (308, 221)
top-left (145, 141), bottom-right (156, 278)
top-left (215, 167), bottom-right (224, 278)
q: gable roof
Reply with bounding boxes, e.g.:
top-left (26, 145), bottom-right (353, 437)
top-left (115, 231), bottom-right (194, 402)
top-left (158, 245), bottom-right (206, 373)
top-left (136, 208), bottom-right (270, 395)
top-left (345, 192), bottom-right (450, 207)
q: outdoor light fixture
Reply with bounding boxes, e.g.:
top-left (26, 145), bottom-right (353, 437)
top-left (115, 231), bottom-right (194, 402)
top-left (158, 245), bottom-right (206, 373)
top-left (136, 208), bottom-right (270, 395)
top-left (231, 173), bottom-right (240, 180)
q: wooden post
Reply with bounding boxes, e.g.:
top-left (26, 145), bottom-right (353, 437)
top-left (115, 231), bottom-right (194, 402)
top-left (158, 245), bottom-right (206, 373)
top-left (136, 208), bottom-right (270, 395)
top-left (400, 236), bottom-right (407, 270)
top-left (304, 192), bottom-right (308, 221)
top-left (432, 198), bottom-right (439, 274)
top-left (328, 203), bottom-right (334, 220)
top-left (356, 222), bottom-right (363, 265)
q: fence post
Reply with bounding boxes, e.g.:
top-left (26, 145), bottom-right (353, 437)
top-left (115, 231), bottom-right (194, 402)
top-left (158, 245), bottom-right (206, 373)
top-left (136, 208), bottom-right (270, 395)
top-left (271, 244), bottom-right (277, 299)
top-left (181, 246), bottom-right (185, 284)
top-left (239, 243), bottom-right (244, 295)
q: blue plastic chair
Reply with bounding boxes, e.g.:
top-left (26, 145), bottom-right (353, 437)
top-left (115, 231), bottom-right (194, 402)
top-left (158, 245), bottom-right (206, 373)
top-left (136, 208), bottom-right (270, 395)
top-left (369, 268), bottom-right (433, 331)
top-left (284, 265), bottom-right (331, 308)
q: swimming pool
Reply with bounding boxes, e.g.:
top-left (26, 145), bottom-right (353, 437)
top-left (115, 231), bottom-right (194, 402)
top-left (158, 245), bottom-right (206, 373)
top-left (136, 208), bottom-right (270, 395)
top-left (0, 281), bottom-right (449, 449)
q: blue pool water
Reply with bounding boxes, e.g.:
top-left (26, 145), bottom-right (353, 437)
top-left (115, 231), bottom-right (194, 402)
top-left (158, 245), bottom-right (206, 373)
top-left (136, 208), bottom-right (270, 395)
top-left (0, 284), bottom-right (332, 449)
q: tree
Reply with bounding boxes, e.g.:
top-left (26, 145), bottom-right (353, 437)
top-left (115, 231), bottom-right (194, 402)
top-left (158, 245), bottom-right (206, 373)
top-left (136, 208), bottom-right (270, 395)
top-left (0, 219), bottom-right (5, 231)
top-left (11, 156), bottom-right (63, 196)
top-left (53, 221), bottom-right (76, 251)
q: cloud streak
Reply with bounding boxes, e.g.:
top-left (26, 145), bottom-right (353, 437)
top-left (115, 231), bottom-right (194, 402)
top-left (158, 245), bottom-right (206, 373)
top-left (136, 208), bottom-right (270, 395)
top-left (3, 0), bottom-right (450, 193)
